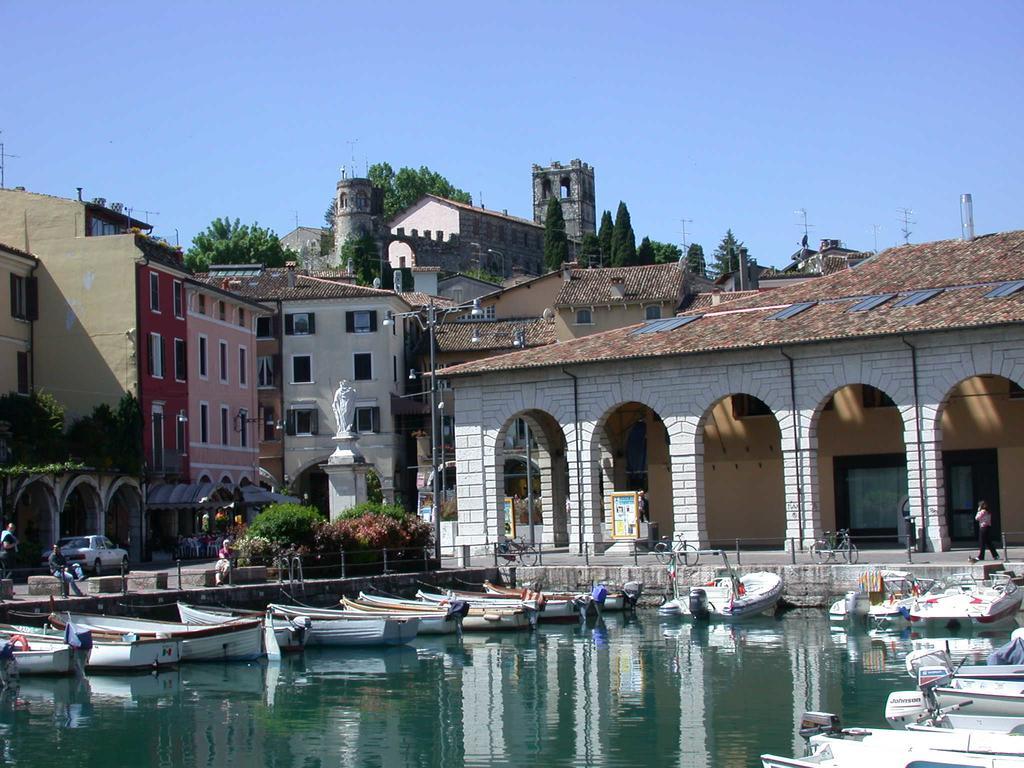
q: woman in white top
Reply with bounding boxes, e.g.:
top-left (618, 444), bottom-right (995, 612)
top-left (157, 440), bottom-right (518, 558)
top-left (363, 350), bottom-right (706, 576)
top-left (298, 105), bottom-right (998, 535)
top-left (974, 500), bottom-right (999, 561)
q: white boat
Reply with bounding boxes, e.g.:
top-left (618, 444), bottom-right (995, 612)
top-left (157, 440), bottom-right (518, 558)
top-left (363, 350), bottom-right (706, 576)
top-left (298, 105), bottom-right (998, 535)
top-left (659, 571), bottom-right (783, 621)
top-left (9, 644), bottom-right (80, 676)
top-left (905, 647), bottom-right (1024, 683)
top-left (268, 604), bottom-right (419, 646)
top-left (481, 581), bottom-right (636, 612)
top-left (176, 603), bottom-right (309, 652)
top-left (49, 612), bottom-right (263, 662)
top-left (1, 624), bottom-right (182, 672)
top-left (829, 590), bottom-right (869, 622)
top-left (336, 598), bottom-right (461, 635)
top-left (908, 574), bottom-right (1022, 630)
top-left (354, 593), bottom-right (532, 632)
top-left (417, 588), bottom-right (577, 622)
top-left (763, 711), bottom-right (1024, 767)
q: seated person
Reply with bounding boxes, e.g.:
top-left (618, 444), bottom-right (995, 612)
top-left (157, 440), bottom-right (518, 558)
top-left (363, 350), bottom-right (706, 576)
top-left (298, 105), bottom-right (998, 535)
top-left (49, 544), bottom-right (84, 596)
top-left (215, 538), bottom-right (233, 586)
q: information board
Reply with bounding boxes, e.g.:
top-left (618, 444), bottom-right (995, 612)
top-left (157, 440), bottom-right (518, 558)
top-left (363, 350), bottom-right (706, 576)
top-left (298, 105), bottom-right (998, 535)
top-left (503, 497), bottom-right (516, 537)
top-left (610, 491), bottom-right (639, 539)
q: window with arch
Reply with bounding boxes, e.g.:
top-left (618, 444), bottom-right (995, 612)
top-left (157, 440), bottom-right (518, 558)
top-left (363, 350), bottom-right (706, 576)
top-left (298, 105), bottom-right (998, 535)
top-left (541, 178), bottom-right (552, 199)
top-left (560, 177), bottom-right (571, 198)
top-left (575, 308), bottom-right (593, 325)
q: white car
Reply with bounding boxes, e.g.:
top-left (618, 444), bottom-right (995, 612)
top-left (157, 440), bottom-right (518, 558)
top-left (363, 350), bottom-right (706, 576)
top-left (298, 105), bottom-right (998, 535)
top-left (41, 535), bottom-right (129, 576)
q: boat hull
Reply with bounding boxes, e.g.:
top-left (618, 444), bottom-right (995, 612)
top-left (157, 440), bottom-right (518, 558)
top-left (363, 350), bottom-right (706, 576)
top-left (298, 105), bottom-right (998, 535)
top-left (270, 605), bottom-right (419, 647)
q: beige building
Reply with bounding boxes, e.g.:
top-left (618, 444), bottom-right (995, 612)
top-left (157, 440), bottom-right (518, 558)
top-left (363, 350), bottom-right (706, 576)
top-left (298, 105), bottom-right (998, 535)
top-left (0, 242), bottom-right (36, 396)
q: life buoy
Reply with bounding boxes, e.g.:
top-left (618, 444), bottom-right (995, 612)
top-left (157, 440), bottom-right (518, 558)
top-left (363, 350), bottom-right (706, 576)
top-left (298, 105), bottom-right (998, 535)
top-left (736, 583), bottom-right (747, 597)
top-left (9, 635), bottom-right (29, 651)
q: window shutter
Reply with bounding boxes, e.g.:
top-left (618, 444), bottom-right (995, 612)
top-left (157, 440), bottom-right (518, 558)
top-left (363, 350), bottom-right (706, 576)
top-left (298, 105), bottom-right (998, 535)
top-left (271, 313), bottom-right (281, 336)
top-left (371, 407), bottom-right (380, 433)
top-left (310, 409), bottom-right (319, 435)
top-left (8, 275), bottom-right (15, 319)
top-left (273, 353), bottom-right (281, 385)
top-left (285, 409), bottom-right (296, 436)
top-left (16, 351), bottom-right (28, 394)
top-left (147, 334), bottom-right (154, 375)
top-left (181, 340), bottom-right (188, 380)
top-left (345, 312), bottom-right (355, 333)
top-left (160, 337), bottom-right (166, 377)
top-left (307, 313), bottom-right (316, 334)
top-left (368, 310), bottom-right (378, 332)
top-left (284, 314), bottom-right (294, 335)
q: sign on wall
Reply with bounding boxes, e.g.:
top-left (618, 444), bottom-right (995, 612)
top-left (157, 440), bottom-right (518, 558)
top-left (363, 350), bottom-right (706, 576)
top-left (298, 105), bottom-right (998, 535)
top-left (503, 497), bottom-right (516, 538)
top-left (610, 492), bottom-right (639, 539)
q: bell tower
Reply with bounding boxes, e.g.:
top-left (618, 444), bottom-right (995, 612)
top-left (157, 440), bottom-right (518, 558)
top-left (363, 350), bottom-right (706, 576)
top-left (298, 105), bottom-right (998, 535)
top-left (532, 159), bottom-right (596, 241)
top-left (334, 171), bottom-right (384, 258)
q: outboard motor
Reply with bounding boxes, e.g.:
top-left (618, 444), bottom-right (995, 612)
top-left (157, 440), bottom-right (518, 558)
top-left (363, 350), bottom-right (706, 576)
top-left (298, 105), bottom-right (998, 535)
top-left (622, 581), bottom-right (644, 611)
top-left (688, 588), bottom-right (711, 621)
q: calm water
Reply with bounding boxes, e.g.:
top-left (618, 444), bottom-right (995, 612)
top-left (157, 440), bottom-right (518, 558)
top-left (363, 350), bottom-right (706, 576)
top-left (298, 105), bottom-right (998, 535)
top-left (0, 612), bottom-right (1016, 768)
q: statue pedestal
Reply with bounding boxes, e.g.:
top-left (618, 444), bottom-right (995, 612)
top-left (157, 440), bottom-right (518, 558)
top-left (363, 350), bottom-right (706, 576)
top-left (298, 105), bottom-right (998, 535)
top-left (323, 434), bottom-right (369, 521)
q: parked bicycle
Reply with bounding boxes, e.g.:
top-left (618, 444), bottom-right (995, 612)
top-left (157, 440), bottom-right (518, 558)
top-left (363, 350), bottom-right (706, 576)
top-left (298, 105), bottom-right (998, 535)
top-left (653, 536), bottom-right (700, 567)
top-left (496, 537), bottom-right (539, 567)
top-left (810, 529), bottom-right (859, 564)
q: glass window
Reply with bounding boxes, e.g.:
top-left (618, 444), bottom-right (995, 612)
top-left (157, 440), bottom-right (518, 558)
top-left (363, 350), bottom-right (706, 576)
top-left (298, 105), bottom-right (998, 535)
top-left (150, 273), bottom-right (160, 312)
top-left (218, 301), bottom-right (226, 321)
top-left (220, 406), bottom-right (229, 445)
top-left (173, 281), bottom-right (183, 318)
top-left (262, 406), bottom-right (276, 442)
top-left (256, 316), bottom-right (273, 338)
top-left (257, 356), bottom-right (275, 387)
top-left (9, 275), bottom-right (27, 319)
top-left (198, 336), bottom-right (208, 378)
top-left (575, 308), bottom-right (593, 325)
top-left (200, 403), bottom-right (209, 443)
top-left (219, 341), bottom-right (228, 383)
top-left (198, 294), bottom-right (206, 315)
top-left (354, 353), bottom-right (372, 381)
top-left (355, 406), bottom-right (379, 433)
top-left (295, 408), bottom-right (316, 435)
top-left (238, 308), bottom-right (245, 327)
top-left (174, 338), bottom-right (186, 381)
top-left (353, 311), bottom-right (372, 333)
top-left (645, 305), bottom-right (661, 320)
top-left (239, 409), bottom-right (248, 448)
top-left (289, 313), bottom-right (313, 335)
top-left (292, 355), bottom-right (312, 383)
top-left (239, 347), bottom-right (247, 386)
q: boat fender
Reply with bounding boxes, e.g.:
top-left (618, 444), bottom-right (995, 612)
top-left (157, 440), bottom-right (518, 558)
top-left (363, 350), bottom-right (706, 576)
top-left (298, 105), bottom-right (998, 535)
top-left (8, 635), bottom-right (29, 651)
top-left (736, 582), bottom-right (746, 597)
top-left (483, 613), bottom-right (501, 622)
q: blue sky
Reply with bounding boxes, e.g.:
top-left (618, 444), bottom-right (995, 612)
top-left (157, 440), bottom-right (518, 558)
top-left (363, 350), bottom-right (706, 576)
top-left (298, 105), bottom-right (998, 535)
top-left (3, 2), bottom-right (1022, 267)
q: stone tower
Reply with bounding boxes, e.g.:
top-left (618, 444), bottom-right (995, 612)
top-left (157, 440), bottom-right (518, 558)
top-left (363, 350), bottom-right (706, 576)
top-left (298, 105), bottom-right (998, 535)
top-left (532, 159), bottom-right (596, 241)
top-left (333, 172), bottom-right (384, 257)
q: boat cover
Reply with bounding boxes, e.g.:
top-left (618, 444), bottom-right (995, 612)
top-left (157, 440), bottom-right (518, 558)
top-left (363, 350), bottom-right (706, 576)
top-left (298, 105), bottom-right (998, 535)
top-left (988, 637), bottom-right (1024, 666)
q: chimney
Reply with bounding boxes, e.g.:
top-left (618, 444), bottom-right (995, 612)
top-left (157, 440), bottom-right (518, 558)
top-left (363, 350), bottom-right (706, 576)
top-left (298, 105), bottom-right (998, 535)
top-left (610, 276), bottom-right (626, 299)
top-left (737, 247), bottom-right (750, 292)
top-left (76, 187), bottom-right (83, 201)
top-left (562, 262), bottom-right (573, 283)
top-left (286, 261), bottom-right (296, 288)
top-left (961, 193), bottom-right (975, 241)
top-left (711, 289), bottom-right (722, 306)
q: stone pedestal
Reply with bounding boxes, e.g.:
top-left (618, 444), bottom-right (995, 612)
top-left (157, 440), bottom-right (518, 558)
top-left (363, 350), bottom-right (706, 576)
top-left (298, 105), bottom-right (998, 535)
top-left (324, 434), bottom-right (370, 521)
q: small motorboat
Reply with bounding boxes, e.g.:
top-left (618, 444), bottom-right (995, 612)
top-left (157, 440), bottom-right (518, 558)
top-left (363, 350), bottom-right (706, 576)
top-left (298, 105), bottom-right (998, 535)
top-left (336, 598), bottom-right (464, 635)
top-left (353, 593), bottom-right (532, 632)
top-left (268, 604), bottom-right (419, 647)
top-left (905, 574), bottom-right (1022, 629)
top-left (1, 635), bottom-right (82, 677)
top-left (176, 603), bottom-right (310, 652)
top-left (417, 588), bottom-right (578, 623)
top-left (831, 570), bottom-right (935, 624)
top-left (2, 624), bottom-right (182, 672)
top-left (659, 550), bottom-right (782, 621)
top-left (481, 580), bottom-right (641, 612)
top-left (49, 612), bottom-right (263, 662)
top-left (763, 710), bottom-right (1024, 767)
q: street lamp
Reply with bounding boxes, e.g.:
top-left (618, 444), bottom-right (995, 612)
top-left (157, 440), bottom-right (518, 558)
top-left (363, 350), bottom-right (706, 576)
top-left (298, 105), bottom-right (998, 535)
top-left (486, 248), bottom-right (506, 278)
top-left (383, 297), bottom-right (483, 561)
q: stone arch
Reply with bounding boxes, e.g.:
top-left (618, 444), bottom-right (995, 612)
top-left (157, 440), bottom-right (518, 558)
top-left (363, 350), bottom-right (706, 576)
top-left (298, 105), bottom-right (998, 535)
top-left (10, 476), bottom-right (58, 554)
top-left (58, 475), bottom-right (103, 538)
top-left (698, 392), bottom-right (787, 547)
top-left (491, 409), bottom-right (569, 548)
top-left (292, 452), bottom-right (333, 516)
top-left (105, 479), bottom-right (142, 560)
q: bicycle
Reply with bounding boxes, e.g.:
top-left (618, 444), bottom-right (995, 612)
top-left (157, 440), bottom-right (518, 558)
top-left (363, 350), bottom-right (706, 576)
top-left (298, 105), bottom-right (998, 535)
top-left (810, 529), bottom-right (859, 564)
top-left (496, 537), bottom-right (539, 567)
top-left (653, 536), bottom-right (700, 567)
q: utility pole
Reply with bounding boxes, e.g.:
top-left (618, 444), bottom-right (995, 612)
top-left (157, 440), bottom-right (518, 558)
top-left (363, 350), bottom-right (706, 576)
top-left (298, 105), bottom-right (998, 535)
top-left (0, 132), bottom-right (20, 189)
top-left (680, 218), bottom-right (693, 251)
top-left (897, 208), bottom-right (915, 245)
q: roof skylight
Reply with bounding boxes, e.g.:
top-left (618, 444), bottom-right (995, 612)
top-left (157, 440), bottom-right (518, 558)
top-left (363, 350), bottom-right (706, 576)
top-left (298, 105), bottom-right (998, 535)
top-left (893, 288), bottom-right (943, 308)
top-left (768, 302), bottom-right (815, 321)
top-left (849, 293), bottom-right (896, 312)
top-left (984, 280), bottom-right (1024, 298)
top-left (630, 315), bottom-right (701, 335)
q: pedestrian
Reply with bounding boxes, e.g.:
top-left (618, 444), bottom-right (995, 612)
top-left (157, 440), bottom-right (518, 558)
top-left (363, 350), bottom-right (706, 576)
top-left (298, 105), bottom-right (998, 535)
top-left (215, 538), bottom-right (233, 586)
top-left (48, 543), bottom-right (84, 597)
top-left (637, 490), bottom-right (650, 523)
top-left (973, 500), bottom-right (999, 562)
top-left (0, 523), bottom-right (18, 578)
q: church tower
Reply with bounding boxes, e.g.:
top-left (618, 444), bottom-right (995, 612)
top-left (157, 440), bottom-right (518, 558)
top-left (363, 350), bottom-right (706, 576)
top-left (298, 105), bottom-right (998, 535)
top-left (532, 159), bottom-right (596, 241)
top-left (333, 171), bottom-right (384, 258)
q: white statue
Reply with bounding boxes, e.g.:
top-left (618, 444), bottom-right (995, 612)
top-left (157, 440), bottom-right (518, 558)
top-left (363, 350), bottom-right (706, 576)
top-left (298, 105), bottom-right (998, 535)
top-left (332, 379), bottom-right (356, 438)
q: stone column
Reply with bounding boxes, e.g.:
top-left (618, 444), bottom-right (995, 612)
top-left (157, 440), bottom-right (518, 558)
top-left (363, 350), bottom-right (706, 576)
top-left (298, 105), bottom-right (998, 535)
top-left (323, 436), bottom-right (369, 521)
top-left (453, 421), bottom-right (488, 548)
top-left (669, 418), bottom-right (707, 547)
top-left (567, 421), bottom-right (603, 552)
top-left (780, 439), bottom-right (821, 549)
top-left (905, 417), bottom-right (949, 552)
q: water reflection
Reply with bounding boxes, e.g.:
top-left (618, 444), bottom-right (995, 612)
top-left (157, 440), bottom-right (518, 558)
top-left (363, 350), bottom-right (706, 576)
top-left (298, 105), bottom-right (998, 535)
top-left (0, 612), bottom-right (1018, 767)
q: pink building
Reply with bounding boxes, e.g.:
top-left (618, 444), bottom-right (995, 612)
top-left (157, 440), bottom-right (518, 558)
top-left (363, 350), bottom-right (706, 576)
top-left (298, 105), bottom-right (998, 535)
top-left (184, 279), bottom-right (264, 486)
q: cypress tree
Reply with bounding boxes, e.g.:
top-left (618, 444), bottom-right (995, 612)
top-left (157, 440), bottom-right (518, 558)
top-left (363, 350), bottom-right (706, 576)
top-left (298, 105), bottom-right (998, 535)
top-left (579, 233), bottom-right (601, 268)
top-left (610, 201), bottom-right (636, 267)
top-left (637, 236), bottom-right (656, 265)
top-left (543, 197), bottom-right (568, 272)
top-left (597, 210), bottom-right (614, 266)
top-left (685, 243), bottom-right (707, 276)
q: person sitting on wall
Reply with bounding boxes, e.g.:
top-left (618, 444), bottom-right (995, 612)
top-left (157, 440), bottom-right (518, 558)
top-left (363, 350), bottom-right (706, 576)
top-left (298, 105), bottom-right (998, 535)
top-left (49, 544), bottom-right (84, 597)
top-left (215, 538), bottom-right (233, 586)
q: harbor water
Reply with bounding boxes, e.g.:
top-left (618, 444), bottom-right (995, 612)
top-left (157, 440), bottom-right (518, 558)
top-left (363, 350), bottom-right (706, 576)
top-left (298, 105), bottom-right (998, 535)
top-left (0, 611), bottom-right (1016, 767)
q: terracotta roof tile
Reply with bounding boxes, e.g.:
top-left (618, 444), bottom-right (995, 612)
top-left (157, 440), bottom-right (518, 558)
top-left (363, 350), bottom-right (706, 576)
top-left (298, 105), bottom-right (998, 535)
top-left (678, 289), bottom-right (759, 313)
top-left (443, 231), bottom-right (1024, 377)
top-left (555, 264), bottom-right (685, 306)
top-left (417, 195), bottom-right (542, 229)
top-left (400, 292), bottom-right (456, 309)
top-left (0, 241), bottom-right (37, 262)
top-left (434, 317), bottom-right (556, 353)
top-left (194, 268), bottom-right (407, 304)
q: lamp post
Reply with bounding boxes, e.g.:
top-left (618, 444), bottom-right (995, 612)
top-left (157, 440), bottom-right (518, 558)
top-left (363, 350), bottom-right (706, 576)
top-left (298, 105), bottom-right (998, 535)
top-left (486, 248), bottom-right (506, 278)
top-left (384, 298), bottom-right (483, 561)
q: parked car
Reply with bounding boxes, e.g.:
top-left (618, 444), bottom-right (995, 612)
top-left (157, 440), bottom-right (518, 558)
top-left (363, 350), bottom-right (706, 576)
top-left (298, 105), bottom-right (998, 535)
top-left (40, 535), bottom-right (129, 576)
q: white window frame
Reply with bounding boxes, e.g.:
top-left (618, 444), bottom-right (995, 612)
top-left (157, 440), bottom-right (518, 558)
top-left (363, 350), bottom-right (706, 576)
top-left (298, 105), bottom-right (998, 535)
top-left (199, 402), bottom-right (209, 444)
top-left (292, 312), bottom-right (312, 335)
top-left (354, 406), bottom-right (379, 434)
top-left (150, 332), bottom-right (164, 379)
top-left (353, 352), bottom-right (372, 381)
top-left (198, 334), bottom-right (209, 380)
top-left (149, 272), bottom-right (160, 313)
top-left (238, 345), bottom-right (248, 387)
top-left (257, 355), bottom-right (275, 388)
top-left (574, 307), bottom-right (594, 325)
top-left (219, 340), bottom-right (229, 384)
top-left (291, 354), bottom-right (313, 384)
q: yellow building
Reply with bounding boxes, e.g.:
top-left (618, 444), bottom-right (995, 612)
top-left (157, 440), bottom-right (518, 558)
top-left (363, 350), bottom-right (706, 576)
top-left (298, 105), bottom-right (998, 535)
top-left (0, 242), bottom-right (36, 396)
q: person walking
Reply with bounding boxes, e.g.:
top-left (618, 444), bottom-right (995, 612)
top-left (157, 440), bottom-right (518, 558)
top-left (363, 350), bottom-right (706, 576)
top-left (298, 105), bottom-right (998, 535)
top-left (0, 523), bottom-right (18, 579)
top-left (48, 544), bottom-right (84, 597)
top-left (637, 490), bottom-right (650, 524)
top-left (973, 500), bottom-right (999, 562)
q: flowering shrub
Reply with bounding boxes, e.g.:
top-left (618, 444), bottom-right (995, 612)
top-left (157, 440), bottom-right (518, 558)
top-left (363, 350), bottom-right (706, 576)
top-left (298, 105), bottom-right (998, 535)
top-left (314, 513), bottom-right (431, 553)
top-left (234, 535), bottom-right (279, 567)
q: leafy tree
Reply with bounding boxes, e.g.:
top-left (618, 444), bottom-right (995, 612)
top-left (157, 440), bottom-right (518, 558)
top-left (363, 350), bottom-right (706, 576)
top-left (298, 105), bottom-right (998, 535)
top-left (185, 217), bottom-right (287, 272)
top-left (597, 210), bottom-right (614, 266)
top-left (67, 393), bottom-right (143, 474)
top-left (340, 234), bottom-right (380, 286)
top-left (321, 198), bottom-right (337, 257)
top-left (637, 236), bottom-right (656, 265)
top-left (579, 233), bottom-right (601, 267)
top-left (685, 243), bottom-right (707, 276)
top-left (0, 390), bottom-right (65, 464)
top-left (610, 202), bottom-right (636, 267)
top-left (245, 503), bottom-right (324, 549)
top-left (543, 197), bottom-right (568, 271)
top-left (650, 240), bottom-right (683, 264)
top-left (368, 162), bottom-right (472, 219)
top-left (711, 229), bottom-right (746, 277)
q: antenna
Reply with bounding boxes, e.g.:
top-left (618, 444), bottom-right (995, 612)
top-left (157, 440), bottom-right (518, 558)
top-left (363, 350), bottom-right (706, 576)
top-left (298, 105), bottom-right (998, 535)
top-left (125, 207), bottom-right (160, 224)
top-left (897, 208), bottom-right (915, 245)
top-left (679, 218), bottom-right (693, 251)
top-left (794, 208), bottom-right (814, 246)
top-left (346, 139), bottom-right (358, 177)
top-left (0, 132), bottom-right (20, 189)
top-left (293, 210), bottom-right (299, 229)
top-left (870, 224), bottom-right (882, 252)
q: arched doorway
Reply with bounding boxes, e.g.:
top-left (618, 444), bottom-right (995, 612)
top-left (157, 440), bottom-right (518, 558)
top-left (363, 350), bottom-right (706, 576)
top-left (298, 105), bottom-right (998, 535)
top-left (593, 402), bottom-right (670, 540)
top-left (701, 393), bottom-right (785, 546)
top-left (60, 480), bottom-right (102, 538)
top-left (815, 384), bottom-right (908, 541)
top-left (294, 457), bottom-right (330, 517)
top-left (11, 478), bottom-right (57, 556)
top-left (494, 411), bottom-right (569, 546)
top-left (937, 375), bottom-right (1024, 544)
top-left (106, 482), bottom-right (141, 558)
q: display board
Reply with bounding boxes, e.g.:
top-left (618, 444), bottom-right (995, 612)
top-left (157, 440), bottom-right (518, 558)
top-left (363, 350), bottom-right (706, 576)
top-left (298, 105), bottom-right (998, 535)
top-left (610, 491), bottom-right (639, 539)
top-left (503, 497), bottom-right (516, 537)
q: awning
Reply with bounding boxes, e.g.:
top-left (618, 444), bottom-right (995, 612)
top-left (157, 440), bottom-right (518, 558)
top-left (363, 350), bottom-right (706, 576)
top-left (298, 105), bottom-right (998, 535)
top-left (390, 393), bottom-right (430, 416)
top-left (146, 482), bottom-right (299, 511)
top-left (240, 486), bottom-right (299, 506)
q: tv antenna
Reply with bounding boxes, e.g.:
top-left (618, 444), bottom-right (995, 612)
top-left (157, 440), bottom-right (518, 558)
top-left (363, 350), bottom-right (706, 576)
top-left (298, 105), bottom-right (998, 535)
top-left (680, 218), bottom-right (693, 250)
top-left (125, 207), bottom-right (160, 224)
top-left (870, 224), bottom-right (882, 252)
top-left (346, 139), bottom-right (358, 177)
top-left (0, 132), bottom-right (20, 189)
top-left (794, 208), bottom-right (814, 248)
top-left (897, 208), bottom-right (915, 245)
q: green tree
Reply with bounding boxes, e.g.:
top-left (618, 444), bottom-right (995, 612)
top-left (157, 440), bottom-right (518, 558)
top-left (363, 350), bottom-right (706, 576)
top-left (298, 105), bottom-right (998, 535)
top-left (637, 236), bottom-right (656, 265)
top-left (67, 393), bottom-right (142, 474)
top-left (711, 229), bottom-right (746, 277)
top-left (245, 503), bottom-right (324, 549)
top-left (340, 234), bottom-right (380, 287)
top-left (579, 233), bottom-right (601, 267)
top-left (597, 210), bottom-right (614, 266)
top-left (650, 240), bottom-right (683, 264)
top-left (185, 217), bottom-right (287, 272)
top-left (367, 162), bottom-right (472, 219)
top-left (0, 390), bottom-right (65, 464)
top-left (321, 198), bottom-right (337, 257)
top-left (685, 243), bottom-right (707, 276)
top-left (610, 202), bottom-right (636, 267)
top-left (543, 197), bottom-right (568, 271)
